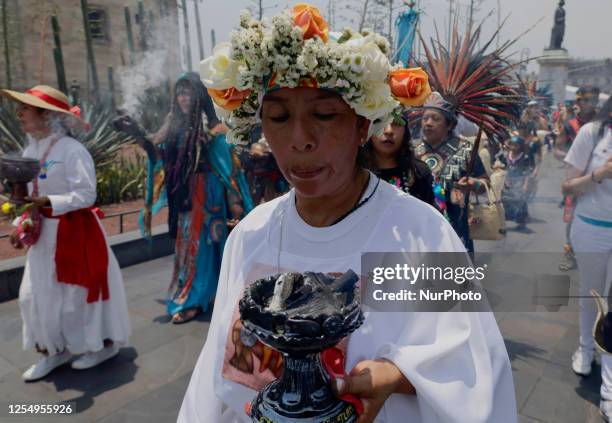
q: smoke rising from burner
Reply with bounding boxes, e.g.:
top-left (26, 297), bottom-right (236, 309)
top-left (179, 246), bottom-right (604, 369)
top-left (116, 13), bottom-right (176, 121)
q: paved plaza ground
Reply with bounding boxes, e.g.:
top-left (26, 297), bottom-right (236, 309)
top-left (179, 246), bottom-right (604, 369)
top-left (0, 154), bottom-right (605, 422)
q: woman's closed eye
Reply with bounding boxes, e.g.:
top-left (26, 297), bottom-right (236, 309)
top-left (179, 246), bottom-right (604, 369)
top-left (268, 114), bottom-right (289, 123)
top-left (315, 113), bottom-right (338, 121)
top-left (314, 112), bottom-right (338, 121)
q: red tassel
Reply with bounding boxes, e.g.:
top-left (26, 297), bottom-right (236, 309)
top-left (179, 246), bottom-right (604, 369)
top-left (321, 347), bottom-right (365, 416)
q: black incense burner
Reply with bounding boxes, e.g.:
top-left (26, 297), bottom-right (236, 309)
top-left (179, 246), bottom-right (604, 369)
top-left (239, 270), bottom-right (364, 422)
top-left (0, 154), bottom-right (40, 204)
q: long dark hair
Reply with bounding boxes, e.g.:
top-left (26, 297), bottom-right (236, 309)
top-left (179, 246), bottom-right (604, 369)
top-left (163, 72), bottom-right (209, 237)
top-left (364, 114), bottom-right (417, 179)
top-left (595, 96), bottom-right (612, 138)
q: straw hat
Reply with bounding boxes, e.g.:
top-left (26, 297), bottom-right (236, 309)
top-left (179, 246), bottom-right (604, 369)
top-left (1, 85), bottom-right (89, 130)
top-left (1, 85), bottom-right (74, 114)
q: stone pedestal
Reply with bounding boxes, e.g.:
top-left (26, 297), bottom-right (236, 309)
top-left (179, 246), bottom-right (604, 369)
top-left (537, 49), bottom-right (570, 106)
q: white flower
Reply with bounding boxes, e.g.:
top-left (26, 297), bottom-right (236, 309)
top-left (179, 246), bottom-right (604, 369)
top-left (201, 6), bottom-right (402, 141)
top-left (344, 35), bottom-right (390, 82)
top-left (349, 54), bottom-right (364, 73)
top-left (335, 79), bottom-right (350, 89)
top-left (361, 44), bottom-right (390, 82)
top-left (239, 10), bottom-right (252, 27)
top-left (199, 43), bottom-right (243, 90)
top-left (350, 81), bottom-right (398, 122)
top-left (368, 114), bottom-right (394, 139)
top-left (336, 27), bottom-right (362, 43)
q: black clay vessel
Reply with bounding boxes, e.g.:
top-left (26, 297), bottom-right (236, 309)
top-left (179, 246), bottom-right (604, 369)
top-left (0, 154), bottom-right (40, 204)
top-left (239, 270), bottom-right (364, 422)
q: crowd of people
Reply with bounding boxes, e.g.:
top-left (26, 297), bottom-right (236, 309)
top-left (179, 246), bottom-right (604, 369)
top-left (1, 3), bottom-right (611, 422)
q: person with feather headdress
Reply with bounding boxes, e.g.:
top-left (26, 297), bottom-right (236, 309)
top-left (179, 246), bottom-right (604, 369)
top-left (413, 93), bottom-right (489, 252)
top-left (412, 24), bottom-right (522, 252)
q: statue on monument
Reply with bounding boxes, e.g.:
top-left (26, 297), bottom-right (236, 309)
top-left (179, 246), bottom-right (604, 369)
top-left (549, 0), bottom-right (566, 50)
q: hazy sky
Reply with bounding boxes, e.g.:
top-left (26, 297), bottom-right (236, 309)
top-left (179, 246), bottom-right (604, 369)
top-left (179, 0), bottom-right (612, 71)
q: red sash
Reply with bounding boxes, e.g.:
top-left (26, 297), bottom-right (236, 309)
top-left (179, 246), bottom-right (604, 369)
top-left (41, 207), bottom-right (110, 303)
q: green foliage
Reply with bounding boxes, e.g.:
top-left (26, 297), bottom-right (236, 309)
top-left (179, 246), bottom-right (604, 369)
top-left (96, 157), bottom-right (145, 206)
top-left (74, 100), bottom-right (134, 167)
top-left (0, 102), bottom-right (23, 153)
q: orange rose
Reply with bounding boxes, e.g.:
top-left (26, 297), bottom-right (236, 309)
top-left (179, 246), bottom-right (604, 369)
top-left (293, 3), bottom-right (329, 43)
top-left (207, 87), bottom-right (251, 111)
top-left (389, 68), bottom-right (432, 107)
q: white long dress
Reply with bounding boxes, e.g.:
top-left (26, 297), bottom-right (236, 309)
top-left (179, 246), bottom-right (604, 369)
top-left (178, 174), bottom-right (517, 423)
top-left (18, 131), bottom-right (131, 356)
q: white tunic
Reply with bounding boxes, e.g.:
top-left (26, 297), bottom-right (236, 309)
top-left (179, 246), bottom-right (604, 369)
top-left (178, 175), bottom-right (517, 423)
top-left (565, 122), bottom-right (612, 223)
top-left (18, 132), bottom-right (131, 355)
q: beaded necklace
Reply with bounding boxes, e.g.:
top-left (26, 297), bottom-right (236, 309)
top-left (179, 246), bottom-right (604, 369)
top-left (33, 135), bottom-right (61, 195)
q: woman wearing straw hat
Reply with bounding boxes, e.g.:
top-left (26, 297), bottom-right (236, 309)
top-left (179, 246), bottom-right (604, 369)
top-left (1, 85), bottom-right (131, 381)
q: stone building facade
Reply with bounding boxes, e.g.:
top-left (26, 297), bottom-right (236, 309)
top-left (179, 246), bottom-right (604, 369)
top-left (0, 0), bottom-right (181, 102)
top-left (568, 59), bottom-right (612, 94)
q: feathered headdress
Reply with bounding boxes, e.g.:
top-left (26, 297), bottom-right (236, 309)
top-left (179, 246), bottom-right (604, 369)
top-left (517, 75), bottom-right (553, 109)
top-left (416, 22), bottom-right (523, 140)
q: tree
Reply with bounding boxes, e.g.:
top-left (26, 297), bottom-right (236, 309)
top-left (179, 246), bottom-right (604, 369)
top-left (1, 0), bottom-right (12, 91)
top-left (371, 0), bottom-right (406, 47)
top-left (249, 0), bottom-right (278, 20)
top-left (327, 0), bottom-right (336, 29)
top-left (335, 0), bottom-right (415, 57)
top-left (335, 0), bottom-right (385, 33)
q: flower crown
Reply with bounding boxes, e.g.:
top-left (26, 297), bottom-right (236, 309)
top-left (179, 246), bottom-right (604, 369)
top-left (199, 3), bottom-right (431, 145)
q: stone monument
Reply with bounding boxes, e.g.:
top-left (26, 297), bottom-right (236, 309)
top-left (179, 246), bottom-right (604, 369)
top-left (537, 0), bottom-right (570, 106)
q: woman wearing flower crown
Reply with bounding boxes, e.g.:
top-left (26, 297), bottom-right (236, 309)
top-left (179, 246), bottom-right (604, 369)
top-left (1, 85), bottom-right (131, 381)
top-left (179, 5), bottom-right (516, 422)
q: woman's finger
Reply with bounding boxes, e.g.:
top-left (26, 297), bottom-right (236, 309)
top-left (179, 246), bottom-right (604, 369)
top-left (333, 372), bottom-right (373, 397)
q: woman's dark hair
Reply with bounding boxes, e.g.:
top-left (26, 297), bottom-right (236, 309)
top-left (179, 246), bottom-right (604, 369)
top-left (595, 96), bottom-right (612, 138)
top-left (362, 113), bottom-right (417, 178)
top-left (163, 72), bottom-right (210, 237)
